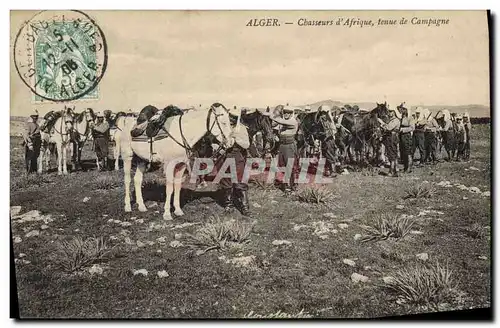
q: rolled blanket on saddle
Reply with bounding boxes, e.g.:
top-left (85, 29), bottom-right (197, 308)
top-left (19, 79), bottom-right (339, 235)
top-left (130, 105), bottom-right (184, 138)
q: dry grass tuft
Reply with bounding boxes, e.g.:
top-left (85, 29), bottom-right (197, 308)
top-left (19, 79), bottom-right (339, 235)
top-left (383, 261), bottom-right (457, 308)
top-left (464, 222), bottom-right (487, 239)
top-left (185, 216), bottom-right (253, 254)
top-left (404, 184), bottom-right (437, 200)
top-left (11, 174), bottom-right (53, 190)
top-left (92, 175), bottom-right (119, 190)
top-left (296, 185), bottom-right (334, 204)
top-left (250, 178), bottom-right (275, 191)
top-left (51, 236), bottom-right (111, 272)
top-left (361, 214), bottom-right (415, 242)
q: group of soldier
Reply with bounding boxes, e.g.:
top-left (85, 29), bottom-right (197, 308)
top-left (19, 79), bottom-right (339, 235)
top-left (22, 109), bottom-right (112, 173)
top-left (21, 103), bottom-right (474, 218)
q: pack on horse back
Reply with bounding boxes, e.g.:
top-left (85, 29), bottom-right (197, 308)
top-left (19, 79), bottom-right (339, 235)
top-left (40, 110), bottom-right (62, 133)
top-left (131, 105), bottom-right (184, 139)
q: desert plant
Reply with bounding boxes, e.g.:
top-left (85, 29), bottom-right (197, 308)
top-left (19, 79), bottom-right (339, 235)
top-left (185, 216), bottom-right (252, 254)
top-left (92, 175), bottom-right (119, 190)
top-left (51, 236), bottom-right (111, 272)
top-left (464, 222), bottom-right (487, 239)
top-left (11, 174), bottom-right (53, 190)
top-left (404, 184), bottom-right (436, 200)
top-left (296, 185), bottom-right (334, 204)
top-left (383, 261), bottom-right (457, 309)
top-left (361, 214), bottom-right (415, 242)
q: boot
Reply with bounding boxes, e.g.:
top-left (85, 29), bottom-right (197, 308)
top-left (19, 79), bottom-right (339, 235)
top-left (238, 189), bottom-right (252, 217)
top-left (221, 188), bottom-right (235, 213)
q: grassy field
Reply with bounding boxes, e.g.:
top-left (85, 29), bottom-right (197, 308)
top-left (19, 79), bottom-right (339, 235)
top-left (10, 124), bottom-right (491, 318)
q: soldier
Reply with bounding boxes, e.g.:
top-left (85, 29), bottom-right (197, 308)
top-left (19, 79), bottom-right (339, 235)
top-left (92, 112), bottom-right (110, 171)
top-left (463, 112), bottom-right (472, 160)
top-left (271, 105), bottom-right (299, 192)
top-left (455, 114), bottom-right (467, 161)
top-left (398, 106), bottom-right (415, 173)
top-left (304, 105), bottom-right (312, 113)
top-left (317, 104), bottom-right (337, 177)
top-left (23, 109), bottom-right (42, 174)
top-left (380, 106), bottom-right (401, 177)
top-left (424, 109), bottom-right (440, 165)
top-left (412, 107), bottom-right (427, 166)
top-left (219, 107), bottom-right (252, 216)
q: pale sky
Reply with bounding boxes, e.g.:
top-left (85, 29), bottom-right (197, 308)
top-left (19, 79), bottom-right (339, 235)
top-left (10, 10), bottom-right (490, 116)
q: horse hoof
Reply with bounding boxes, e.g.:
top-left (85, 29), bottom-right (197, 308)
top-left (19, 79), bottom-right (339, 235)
top-left (124, 205), bottom-right (132, 212)
top-left (163, 213), bottom-right (174, 221)
top-left (138, 205), bottom-right (147, 212)
top-left (57, 171), bottom-right (62, 176)
top-left (174, 209), bottom-right (185, 217)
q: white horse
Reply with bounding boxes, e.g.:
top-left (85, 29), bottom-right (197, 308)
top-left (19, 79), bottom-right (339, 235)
top-left (39, 108), bottom-right (75, 175)
top-left (70, 108), bottom-right (96, 171)
top-left (119, 104), bottom-right (232, 220)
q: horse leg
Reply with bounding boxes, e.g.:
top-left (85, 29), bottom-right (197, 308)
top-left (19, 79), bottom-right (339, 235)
top-left (134, 161), bottom-right (147, 212)
top-left (173, 165), bottom-right (186, 217)
top-left (123, 156), bottom-right (132, 212)
top-left (37, 146), bottom-right (44, 174)
top-left (114, 135), bottom-right (121, 170)
top-left (62, 144), bottom-right (69, 175)
top-left (163, 162), bottom-right (174, 221)
top-left (57, 143), bottom-right (63, 175)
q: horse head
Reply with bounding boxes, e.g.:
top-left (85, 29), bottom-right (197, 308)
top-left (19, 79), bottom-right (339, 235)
top-left (373, 102), bottom-right (391, 123)
top-left (207, 103), bottom-right (233, 149)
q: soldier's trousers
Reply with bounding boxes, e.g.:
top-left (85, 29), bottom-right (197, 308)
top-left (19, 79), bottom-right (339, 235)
top-left (25, 134), bottom-right (41, 173)
top-left (321, 137), bottom-right (337, 172)
top-left (219, 146), bottom-right (248, 191)
top-left (412, 131), bottom-right (426, 162)
top-left (278, 142), bottom-right (299, 186)
top-left (424, 132), bottom-right (437, 162)
top-left (94, 137), bottom-right (109, 160)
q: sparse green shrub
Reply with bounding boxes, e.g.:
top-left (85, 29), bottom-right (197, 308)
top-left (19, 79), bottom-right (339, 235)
top-left (296, 185), bottom-right (334, 204)
top-left (185, 216), bottom-right (252, 254)
top-left (465, 222), bottom-right (487, 239)
top-left (361, 214), bottom-right (415, 242)
top-left (383, 261), bottom-right (457, 308)
top-left (51, 237), bottom-right (111, 272)
top-left (404, 184), bottom-right (436, 200)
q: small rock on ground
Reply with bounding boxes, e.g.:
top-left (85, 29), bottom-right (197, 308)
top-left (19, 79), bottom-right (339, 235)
top-left (132, 269), bottom-right (148, 276)
top-left (338, 223), bottom-right (348, 229)
top-left (323, 213), bottom-right (337, 219)
top-left (40, 224), bottom-right (49, 230)
top-left (13, 237), bottom-right (22, 243)
top-left (272, 240), bottom-right (292, 246)
top-left (89, 264), bottom-right (104, 275)
top-left (343, 259), bottom-right (356, 267)
top-left (354, 234), bottom-right (362, 241)
top-left (478, 256), bottom-right (488, 260)
top-left (395, 205), bottom-right (405, 210)
top-left (382, 276), bottom-right (395, 284)
top-left (416, 253), bottom-right (429, 261)
top-left (11, 206), bottom-right (22, 216)
top-left (82, 197), bottom-right (91, 203)
top-left (25, 230), bottom-right (40, 238)
top-left (170, 240), bottom-right (183, 248)
top-left (157, 270), bottom-right (169, 278)
top-left (351, 273), bottom-right (369, 283)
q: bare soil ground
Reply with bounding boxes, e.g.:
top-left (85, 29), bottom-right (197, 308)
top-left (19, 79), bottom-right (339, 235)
top-left (10, 125), bottom-right (491, 318)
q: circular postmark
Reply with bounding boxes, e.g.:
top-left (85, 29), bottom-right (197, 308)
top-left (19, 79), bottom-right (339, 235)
top-left (13, 10), bottom-right (108, 102)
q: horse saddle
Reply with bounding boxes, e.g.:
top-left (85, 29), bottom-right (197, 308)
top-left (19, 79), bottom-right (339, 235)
top-left (131, 105), bottom-right (184, 141)
top-left (40, 111), bottom-right (61, 133)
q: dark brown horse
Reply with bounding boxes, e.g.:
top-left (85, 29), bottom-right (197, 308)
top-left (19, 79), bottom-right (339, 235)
top-left (337, 102), bottom-right (390, 165)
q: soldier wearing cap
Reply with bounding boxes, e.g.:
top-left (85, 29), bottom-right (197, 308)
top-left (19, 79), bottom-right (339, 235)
top-left (271, 105), bottom-right (299, 191)
top-left (423, 109), bottom-right (440, 164)
top-left (318, 104), bottom-right (338, 176)
top-left (454, 114), bottom-right (467, 161)
top-left (398, 104), bottom-right (415, 173)
top-left (23, 109), bottom-right (42, 174)
top-left (380, 105), bottom-right (401, 177)
top-left (412, 106), bottom-right (427, 165)
top-left (92, 111), bottom-right (110, 170)
top-left (219, 107), bottom-right (252, 216)
top-left (463, 112), bottom-right (472, 160)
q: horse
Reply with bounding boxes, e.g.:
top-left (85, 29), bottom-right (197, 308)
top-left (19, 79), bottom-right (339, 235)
top-left (68, 108), bottom-right (96, 171)
top-left (338, 102), bottom-right (390, 165)
top-left (118, 103), bottom-right (233, 221)
top-left (39, 107), bottom-right (75, 175)
top-left (296, 111), bottom-right (325, 159)
top-left (240, 109), bottom-right (275, 158)
top-left (109, 111), bottom-right (133, 170)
